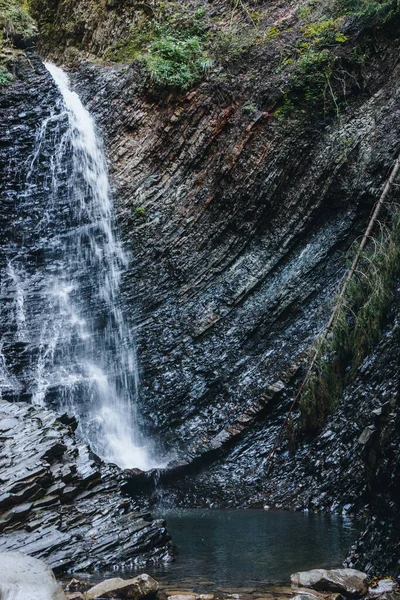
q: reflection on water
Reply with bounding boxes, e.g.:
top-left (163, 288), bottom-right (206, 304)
top-left (148, 509), bottom-right (360, 591)
top-left (66, 509), bottom-right (360, 593)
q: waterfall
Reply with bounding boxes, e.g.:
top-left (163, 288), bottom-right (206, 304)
top-left (0, 62), bottom-right (158, 471)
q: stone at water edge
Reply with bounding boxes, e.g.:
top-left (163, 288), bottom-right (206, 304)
top-left (167, 595), bottom-right (197, 600)
top-left (290, 569), bottom-right (368, 597)
top-left (84, 573), bottom-right (159, 600)
top-left (368, 580), bottom-right (398, 595)
top-left (0, 551), bottom-right (66, 600)
top-left (293, 594), bottom-right (324, 600)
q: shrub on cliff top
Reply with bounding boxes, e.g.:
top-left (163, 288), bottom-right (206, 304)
top-left (142, 34), bottom-right (212, 90)
top-left (0, 0), bottom-right (36, 41)
top-left (0, 64), bottom-right (13, 85)
top-left (330, 0), bottom-right (400, 23)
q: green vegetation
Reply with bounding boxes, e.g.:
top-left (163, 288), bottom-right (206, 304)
top-left (0, 0), bottom-right (36, 84)
top-left (106, 0), bottom-right (263, 90)
top-left (275, 14), bottom-right (349, 116)
top-left (266, 26), bottom-right (280, 40)
top-left (274, 0), bottom-right (400, 118)
top-left (330, 0), bottom-right (400, 23)
top-left (300, 18), bottom-right (347, 45)
top-left (299, 212), bottom-right (400, 433)
top-left (242, 101), bottom-right (257, 115)
top-left (0, 0), bottom-right (36, 40)
top-left (143, 34), bottom-right (212, 90)
top-left (106, 3), bottom-right (213, 90)
top-left (0, 63), bottom-right (12, 84)
top-left (134, 206), bottom-right (146, 218)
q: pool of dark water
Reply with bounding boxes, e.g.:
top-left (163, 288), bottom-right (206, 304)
top-left (147, 509), bottom-right (360, 591)
top-left (66, 509), bottom-right (360, 593)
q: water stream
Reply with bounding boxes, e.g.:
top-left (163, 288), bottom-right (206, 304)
top-left (0, 63), bottom-right (158, 470)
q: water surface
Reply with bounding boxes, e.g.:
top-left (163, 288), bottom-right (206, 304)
top-left (146, 509), bottom-right (360, 592)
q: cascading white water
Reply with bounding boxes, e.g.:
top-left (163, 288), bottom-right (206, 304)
top-left (0, 62), bottom-right (159, 470)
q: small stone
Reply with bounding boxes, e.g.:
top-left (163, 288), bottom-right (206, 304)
top-left (168, 595), bottom-right (197, 600)
top-left (358, 425), bottom-right (376, 445)
top-left (293, 594), bottom-right (321, 600)
top-left (65, 579), bottom-right (91, 592)
top-left (369, 580), bottom-right (398, 595)
top-left (85, 574), bottom-right (159, 600)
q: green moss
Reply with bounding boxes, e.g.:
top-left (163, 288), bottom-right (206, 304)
top-left (0, 63), bottom-right (13, 85)
top-left (266, 26), bottom-right (280, 40)
top-left (134, 206), bottom-right (146, 218)
top-left (300, 18), bottom-right (347, 45)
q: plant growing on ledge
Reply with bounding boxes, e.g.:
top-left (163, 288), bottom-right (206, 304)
top-left (134, 206), bottom-right (146, 218)
top-left (142, 33), bottom-right (213, 90)
top-left (299, 209), bottom-right (400, 433)
top-left (0, 0), bottom-right (37, 79)
top-left (0, 64), bottom-right (13, 85)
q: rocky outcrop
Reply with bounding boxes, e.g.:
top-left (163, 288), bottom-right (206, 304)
top-left (0, 400), bottom-right (173, 572)
top-left (63, 3), bottom-right (400, 486)
top-left (2, 0), bottom-right (400, 579)
top-left (0, 551), bottom-right (66, 600)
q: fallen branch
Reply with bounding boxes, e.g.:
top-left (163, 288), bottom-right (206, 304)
top-left (265, 150), bottom-right (400, 473)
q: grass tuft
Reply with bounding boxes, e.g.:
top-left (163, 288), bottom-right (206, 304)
top-left (299, 211), bottom-right (400, 433)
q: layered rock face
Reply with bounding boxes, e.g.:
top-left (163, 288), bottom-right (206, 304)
top-left (2, 0), bottom-right (400, 577)
top-left (70, 25), bottom-right (400, 465)
top-left (0, 399), bottom-right (173, 572)
top-left (64, 9), bottom-right (400, 571)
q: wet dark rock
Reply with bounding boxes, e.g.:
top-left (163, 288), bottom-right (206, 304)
top-left (28, 11), bottom-right (399, 572)
top-left (66, 30), bottom-right (400, 569)
top-left (2, 0), bottom-right (400, 579)
top-left (0, 400), bottom-right (173, 573)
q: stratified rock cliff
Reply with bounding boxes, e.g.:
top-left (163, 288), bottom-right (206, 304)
top-left (1, 0), bottom-right (400, 576)
top-left (0, 399), bottom-right (173, 572)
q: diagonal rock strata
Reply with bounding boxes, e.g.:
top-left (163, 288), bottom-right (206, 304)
top-left (0, 400), bottom-right (173, 573)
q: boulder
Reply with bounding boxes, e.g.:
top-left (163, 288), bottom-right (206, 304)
top-left (85, 574), bottom-right (159, 600)
top-left (0, 551), bottom-right (66, 600)
top-left (291, 569), bottom-right (368, 597)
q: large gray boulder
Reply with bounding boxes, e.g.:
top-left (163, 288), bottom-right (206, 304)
top-left (291, 568), bottom-right (368, 597)
top-left (0, 551), bottom-right (66, 600)
top-left (85, 574), bottom-right (159, 600)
